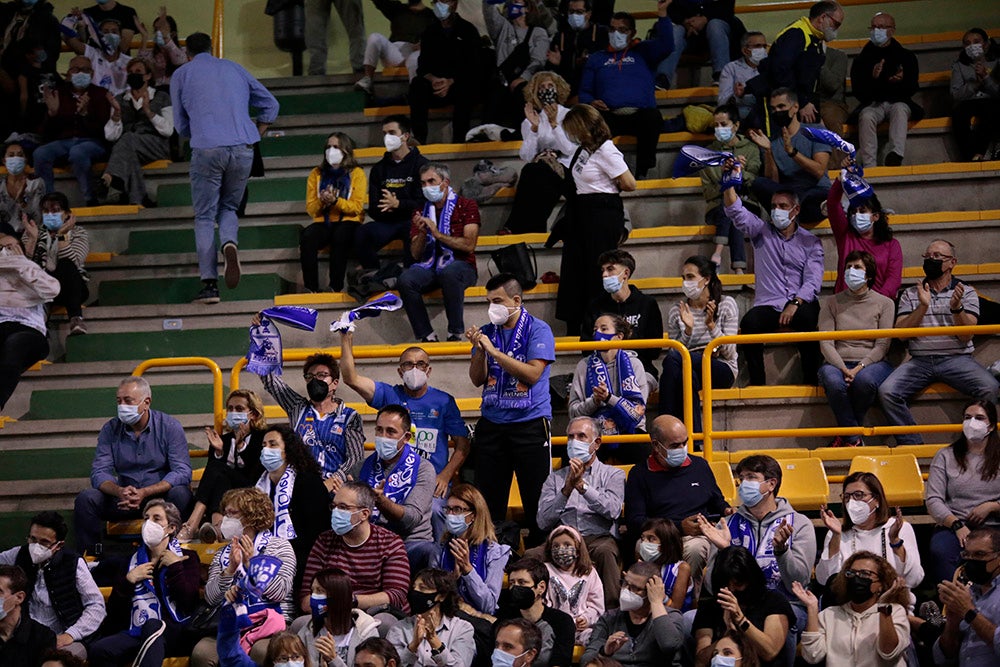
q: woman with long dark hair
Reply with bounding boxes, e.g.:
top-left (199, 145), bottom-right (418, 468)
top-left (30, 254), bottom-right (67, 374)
top-left (926, 399), bottom-right (1000, 584)
top-left (297, 568), bottom-right (380, 666)
top-left (635, 518), bottom-right (693, 611)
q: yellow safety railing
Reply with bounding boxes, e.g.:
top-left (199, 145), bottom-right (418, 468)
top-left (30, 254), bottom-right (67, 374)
top-left (212, 0), bottom-right (225, 58)
top-left (132, 357), bottom-right (225, 432)
top-left (700, 324), bottom-right (1000, 461)
top-left (230, 338), bottom-right (698, 449)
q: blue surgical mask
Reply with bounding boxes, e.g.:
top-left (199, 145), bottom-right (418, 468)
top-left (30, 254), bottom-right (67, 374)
top-left (609, 31), bottom-right (629, 51)
top-left (375, 436), bottom-right (402, 460)
top-left (42, 212), bottom-right (63, 231)
top-left (154, 31), bottom-right (166, 47)
top-left (770, 208), bottom-right (792, 230)
top-left (870, 27), bottom-right (889, 46)
top-left (844, 266), bottom-right (868, 291)
top-left (433, 1), bottom-right (451, 19)
top-left (711, 656), bottom-right (738, 667)
top-left (117, 404), bottom-right (142, 425)
top-left (35, 49), bottom-right (47, 63)
top-left (309, 593), bottom-right (328, 618)
top-left (738, 479), bottom-right (767, 507)
top-left (259, 448), bottom-right (284, 472)
top-left (4, 156), bottom-right (25, 175)
top-left (492, 649), bottom-right (527, 667)
top-left (446, 513), bottom-right (470, 535)
top-left (102, 32), bottom-right (121, 52)
top-left (638, 540), bottom-right (660, 562)
top-left (274, 662), bottom-right (304, 667)
top-left (567, 12), bottom-right (586, 30)
top-left (664, 447), bottom-right (687, 467)
top-left (851, 211), bottom-right (873, 233)
top-left (602, 270), bottom-right (625, 293)
top-left (566, 438), bottom-right (592, 462)
top-left (71, 72), bottom-right (92, 89)
top-left (592, 331), bottom-right (616, 342)
top-left (714, 126), bottom-right (734, 143)
top-left (330, 507), bottom-right (359, 535)
top-left (226, 411), bottom-right (250, 431)
top-left (422, 184), bottom-right (444, 203)
top-left (21, 0), bottom-right (39, 7)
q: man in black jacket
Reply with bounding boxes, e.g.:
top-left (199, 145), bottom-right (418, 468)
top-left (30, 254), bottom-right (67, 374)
top-left (850, 11), bottom-right (922, 167)
top-left (0, 565), bottom-right (55, 667)
top-left (497, 558), bottom-right (576, 667)
top-left (546, 0), bottom-right (608, 97)
top-left (355, 114), bottom-right (428, 275)
top-left (408, 0), bottom-right (480, 143)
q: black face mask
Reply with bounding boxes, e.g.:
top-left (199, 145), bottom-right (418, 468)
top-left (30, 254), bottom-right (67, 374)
top-left (306, 378), bottom-right (330, 402)
top-left (771, 110), bottom-right (794, 128)
top-left (963, 558), bottom-right (996, 586)
top-left (126, 72), bottom-right (146, 90)
top-left (408, 590), bottom-right (439, 613)
top-left (846, 577), bottom-right (875, 604)
top-left (508, 585), bottom-right (536, 610)
top-left (923, 257), bottom-right (945, 280)
top-left (537, 88), bottom-right (558, 105)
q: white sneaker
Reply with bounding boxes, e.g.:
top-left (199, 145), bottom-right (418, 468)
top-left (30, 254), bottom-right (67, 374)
top-left (354, 75), bottom-right (373, 94)
top-left (465, 124), bottom-right (507, 142)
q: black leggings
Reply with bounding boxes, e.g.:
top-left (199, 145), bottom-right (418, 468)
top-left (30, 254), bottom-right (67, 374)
top-left (299, 220), bottom-right (360, 292)
top-left (50, 258), bottom-right (90, 317)
top-left (0, 321), bottom-right (49, 410)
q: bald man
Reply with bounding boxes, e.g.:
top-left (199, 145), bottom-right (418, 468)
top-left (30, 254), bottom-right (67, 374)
top-left (624, 415), bottom-right (729, 575)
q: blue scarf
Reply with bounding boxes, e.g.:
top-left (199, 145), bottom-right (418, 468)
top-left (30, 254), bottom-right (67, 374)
top-left (727, 513), bottom-right (794, 598)
top-left (481, 309), bottom-right (533, 411)
top-left (441, 540), bottom-right (489, 581)
top-left (330, 293), bottom-right (403, 333)
top-left (319, 166), bottom-right (353, 224)
top-left (217, 531), bottom-right (281, 615)
top-left (128, 539), bottom-right (190, 637)
top-left (257, 467), bottom-right (298, 540)
top-left (247, 306), bottom-right (318, 376)
top-left (297, 404), bottom-right (355, 479)
top-left (585, 350), bottom-right (644, 435)
top-left (413, 188), bottom-right (457, 272)
top-left (661, 561), bottom-right (694, 612)
top-left (359, 443), bottom-right (420, 523)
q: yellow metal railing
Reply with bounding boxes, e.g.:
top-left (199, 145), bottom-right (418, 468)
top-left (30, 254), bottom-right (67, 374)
top-left (132, 357), bottom-right (225, 432)
top-left (700, 324), bottom-right (1000, 461)
top-left (212, 0), bottom-right (225, 58)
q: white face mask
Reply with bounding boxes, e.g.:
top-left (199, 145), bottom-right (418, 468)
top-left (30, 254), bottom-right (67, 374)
top-left (870, 27), bottom-right (889, 46)
top-left (384, 133), bottom-right (403, 152)
top-left (846, 498), bottom-right (874, 525)
top-left (325, 147), bottom-right (344, 166)
top-left (141, 520), bottom-right (167, 548)
top-left (771, 208), bottom-right (793, 230)
top-left (28, 542), bottom-right (54, 564)
top-left (637, 540), bottom-right (660, 562)
top-left (966, 43), bottom-right (985, 60)
top-left (402, 367), bottom-right (428, 390)
top-left (488, 303), bottom-right (514, 326)
top-left (219, 516), bottom-right (244, 541)
top-left (964, 418), bottom-right (992, 442)
top-left (851, 211), bottom-right (873, 233)
top-left (749, 46), bottom-right (767, 65)
top-left (682, 279), bottom-right (703, 300)
top-left (619, 588), bottom-right (644, 612)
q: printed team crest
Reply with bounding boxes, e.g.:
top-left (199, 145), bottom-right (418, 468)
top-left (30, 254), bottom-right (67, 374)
top-left (245, 554), bottom-right (282, 598)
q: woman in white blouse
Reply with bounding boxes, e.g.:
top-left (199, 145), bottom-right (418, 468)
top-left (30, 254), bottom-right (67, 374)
top-left (555, 103), bottom-right (636, 336)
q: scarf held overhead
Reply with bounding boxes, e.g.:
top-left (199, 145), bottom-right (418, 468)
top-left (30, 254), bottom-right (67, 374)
top-left (246, 306), bottom-right (318, 376)
top-left (330, 292), bottom-right (403, 333)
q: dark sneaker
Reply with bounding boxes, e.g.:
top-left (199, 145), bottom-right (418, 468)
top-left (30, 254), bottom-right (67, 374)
top-left (192, 285), bottom-right (220, 304)
top-left (69, 316), bottom-right (88, 336)
top-left (222, 243), bottom-right (241, 289)
top-left (447, 334), bottom-right (462, 342)
top-left (885, 151), bottom-right (903, 167)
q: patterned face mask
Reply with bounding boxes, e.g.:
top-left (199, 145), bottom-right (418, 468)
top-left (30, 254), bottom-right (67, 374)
top-left (537, 87), bottom-right (558, 105)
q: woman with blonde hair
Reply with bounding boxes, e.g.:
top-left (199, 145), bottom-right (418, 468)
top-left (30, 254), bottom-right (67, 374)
top-left (543, 525), bottom-right (604, 643)
top-left (437, 483), bottom-right (512, 615)
top-left (179, 389), bottom-right (269, 543)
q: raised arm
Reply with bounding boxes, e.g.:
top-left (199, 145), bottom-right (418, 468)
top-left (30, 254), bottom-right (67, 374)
top-left (338, 331), bottom-right (377, 403)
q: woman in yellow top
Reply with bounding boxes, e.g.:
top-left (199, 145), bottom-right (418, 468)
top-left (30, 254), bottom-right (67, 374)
top-left (301, 132), bottom-right (368, 292)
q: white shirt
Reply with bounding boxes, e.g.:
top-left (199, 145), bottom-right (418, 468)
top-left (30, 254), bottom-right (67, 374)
top-left (84, 44), bottom-right (131, 95)
top-left (801, 603), bottom-right (909, 667)
top-left (519, 104), bottom-right (578, 166)
top-left (572, 140), bottom-right (629, 195)
top-left (814, 517), bottom-right (924, 589)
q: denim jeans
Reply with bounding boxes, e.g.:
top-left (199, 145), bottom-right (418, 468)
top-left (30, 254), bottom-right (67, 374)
top-left (660, 348), bottom-right (735, 434)
top-left (398, 261), bottom-right (478, 339)
top-left (877, 354), bottom-right (1000, 445)
top-left (817, 360), bottom-right (894, 430)
top-left (33, 138), bottom-right (108, 200)
top-left (656, 18), bottom-right (732, 85)
top-left (190, 145), bottom-right (254, 281)
top-left (929, 527), bottom-right (963, 586)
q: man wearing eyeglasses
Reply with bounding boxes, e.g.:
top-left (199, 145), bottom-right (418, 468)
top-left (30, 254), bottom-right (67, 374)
top-left (878, 240), bottom-right (999, 445)
top-left (340, 331), bottom-right (470, 539)
top-left (935, 527), bottom-right (1000, 666)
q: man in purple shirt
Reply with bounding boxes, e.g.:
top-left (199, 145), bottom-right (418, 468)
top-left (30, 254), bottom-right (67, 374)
top-left (723, 163), bottom-right (824, 385)
top-left (73, 376), bottom-right (192, 556)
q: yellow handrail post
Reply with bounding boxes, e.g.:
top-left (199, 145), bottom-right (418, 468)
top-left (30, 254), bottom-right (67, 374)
top-left (133, 357), bottom-right (225, 432)
top-left (701, 349), bottom-right (715, 462)
top-left (212, 0), bottom-right (225, 58)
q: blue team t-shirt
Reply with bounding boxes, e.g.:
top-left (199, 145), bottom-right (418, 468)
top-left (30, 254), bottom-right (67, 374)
top-left (370, 382), bottom-right (468, 474)
top-left (479, 315), bottom-right (556, 424)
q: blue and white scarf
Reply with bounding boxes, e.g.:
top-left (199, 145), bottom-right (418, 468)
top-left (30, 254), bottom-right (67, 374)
top-left (727, 513), bottom-right (794, 598)
top-left (257, 467), bottom-right (298, 540)
top-left (586, 350), bottom-right (645, 435)
top-left (247, 306), bottom-right (318, 376)
top-left (330, 293), bottom-right (404, 333)
top-left (218, 531), bottom-right (281, 614)
top-left (481, 309), bottom-right (533, 411)
top-left (359, 443), bottom-right (420, 523)
top-left (661, 561), bottom-right (694, 611)
top-left (413, 188), bottom-right (457, 272)
top-left (319, 166), bottom-right (353, 224)
top-left (441, 540), bottom-right (489, 581)
top-left (128, 539), bottom-right (190, 637)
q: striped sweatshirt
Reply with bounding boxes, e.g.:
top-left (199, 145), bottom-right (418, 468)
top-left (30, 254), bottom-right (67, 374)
top-left (205, 534), bottom-right (297, 620)
top-left (666, 295), bottom-right (739, 378)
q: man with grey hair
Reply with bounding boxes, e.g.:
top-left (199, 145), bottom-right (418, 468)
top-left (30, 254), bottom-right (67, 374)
top-left (73, 376), bottom-right (192, 555)
top-left (397, 162), bottom-right (480, 343)
top-left (534, 416), bottom-right (626, 605)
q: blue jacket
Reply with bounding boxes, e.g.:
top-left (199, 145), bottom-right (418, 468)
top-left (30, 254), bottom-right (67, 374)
top-left (579, 16), bottom-right (673, 110)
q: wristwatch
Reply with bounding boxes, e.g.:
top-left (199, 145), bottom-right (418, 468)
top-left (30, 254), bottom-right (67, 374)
top-left (787, 297), bottom-right (803, 308)
top-left (878, 605), bottom-right (892, 616)
top-left (952, 520), bottom-right (966, 533)
top-left (787, 147), bottom-right (799, 158)
top-left (738, 618), bottom-right (751, 632)
top-left (951, 307), bottom-right (965, 314)
top-left (965, 609), bottom-right (979, 624)
top-left (889, 539), bottom-right (904, 549)
top-left (431, 643), bottom-right (447, 656)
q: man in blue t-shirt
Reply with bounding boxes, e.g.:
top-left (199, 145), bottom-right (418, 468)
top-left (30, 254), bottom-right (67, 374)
top-left (339, 330), bottom-right (470, 538)
top-left (466, 273), bottom-right (556, 546)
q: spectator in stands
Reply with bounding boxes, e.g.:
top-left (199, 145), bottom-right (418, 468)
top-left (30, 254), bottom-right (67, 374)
top-left (494, 618), bottom-right (543, 667)
top-left (20, 192), bottom-right (90, 336)
top-left (708, 632), bottom-right (761, 667)
top-left (545, 0), bottom-right (608, 99)
top-left (934, 527), bottom-right (1000, 665)
top-left (794, 552), bottom-right (910, 667)
top-left (581, 561), bottom-right (684, 666)
top-left (408, 0), bottom-right (480, 144)
top-left (557, 105), bottom-right (635, 335)
top-left (497, 558), bottom-right (576, 667)
top-left (571, 314), bottom-right (647, 435)
top-left (817, 44), bottom-right (849, 135)
top-left (718, 32), bottom-right (767, 121)
top-left (255, 424), bottom-right (332, 595)
top-left (655, 0), bottom-right (743, 89)
top-left (850, 12), bottom-right (922, 167)
top-left (298, 567), bottom-right (381, 666)
top-left (397, 162), bottom-right (480, 343)
top-left (692, 546), bottom-right (795, 667)
top-left (635, 518), bottom-right (693, 610)
top-left (300, 131), bottom-right (367, 294)
top-left (723, 163), bottom-right (824, 385)
top-left (357, 637), bottom-right (403, 667)
top-left (542, 526), bottom-right (604, 643)
top-left (82, 0), bottom-right (139, 52)
top-left (0, 564), bottom-right (55, 667)
top-left (255, 348), bottom-right (365, 488)
top-left (99, 56), bottom-right (173, 207)
top-left (467, 272), bottom-right (555, 545)
top-left (33, 55), bottom-right (112, 206)
top-left (817, 251), bottom-right (895, 447)
top-left (12, 38), bottom-right (54, 137)
top-left (172, 32), bottom-right (279, 304)
top-left (748, 88), bottom-right (832, 223)
top-left (191, 487), bottom-right (298, 667)
top-left (355, 115), bottom-right (427, 279)
top-left (73, 376), bottom-right (192, 556)
top-left (178, 389), bottom-right (266, 543)
top-left (578, 2), bottom-right (672, 179)
top-left (356, 405), bottom-right (437, 569)
top-left (827, 166), bottom-right (902, 298)
top-left (502, 72), bottom-right (576, 235)
top-left (437, 483), bottom-right (511, 615)
top-left (218, 624), bottom-right (315, 667)
top-left (300, 480), bottom-right (411, 628)
top-left (878, 240), bottom-right (999, 445)
top-left (661, 255), bottom-right (738, 434)
top-left (950, 29), bottom-right (1000, 161)
top-left (0, 142), bottom-right (43, 235)
top-left (62, 16), bottom-right (131, 95)
top-left (88, 499), bottom-right (200, 666)
top-left (0, 512), bottom-right (105, 660)
top-left (816, 472), bottom-right (923, 589)
top-left (747, 1), bottom-right (844, 129)
top-left (625, 414), bottom-right (729, 579)
top-left (0, 232), bottom-right (58, 412)
top-left (536, 416), bottom-right (625, 605)
top-left (703, 105), bottom-right (760, 273)
top-left (925, 400), bottom-right (1000, 585)
top-left (305, 0), bottom-right (366, 76)
top-left (0, 1), bottom-right (60, 82)
top-left (387, 567), bottom-right (476, 666)
top-left (354, 0), bottom-right (434, 95)
top-left (581, 249), bottom-right (663, 387)
top-left (136, 8), bottom-right (186, 86)
top-left (40, 650), bottom-right (88, 667)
